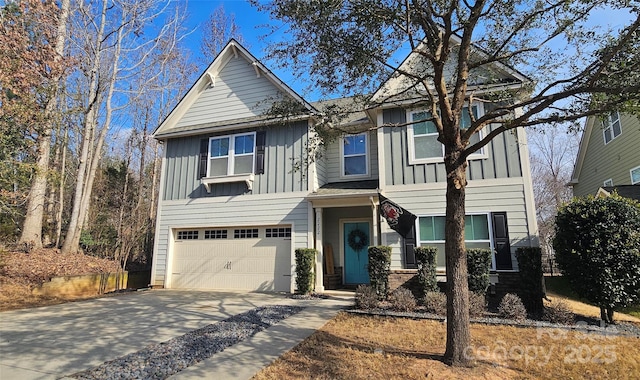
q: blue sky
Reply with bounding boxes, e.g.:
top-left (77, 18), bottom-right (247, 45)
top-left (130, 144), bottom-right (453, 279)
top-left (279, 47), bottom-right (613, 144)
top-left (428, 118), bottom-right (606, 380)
top-left (179, 1), bottom-right (312, 96)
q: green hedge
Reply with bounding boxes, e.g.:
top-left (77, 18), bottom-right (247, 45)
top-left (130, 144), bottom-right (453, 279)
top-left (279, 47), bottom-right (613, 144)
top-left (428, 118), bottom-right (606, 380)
top-left (367, 246), bottom-right (392, 299)
top-left (467, 248), bottom-right (492, 294)
top-left (553, 194), bottom-right (640, 324)
top-left (415, 246), bottom-right (438, 296)
top-left (295, 248), bottom-right (316, 294)
top-left (516, 247), bottom-right (544, 316)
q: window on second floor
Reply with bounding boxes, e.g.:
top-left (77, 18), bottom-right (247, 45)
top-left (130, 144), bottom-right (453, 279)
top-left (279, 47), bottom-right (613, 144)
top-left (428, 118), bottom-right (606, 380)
top-left (603, 178), bottom-right (613, 187)
top-left (631, 166), bottom-right (640, 185)
top-left (407, 105), bottom-right (485, 164)
top-left (603, 111), bottom-right (621, 144)
top-left (208, 132), bottom-right (255, 177)
top-left (341, 133), bottom-right (368, 177)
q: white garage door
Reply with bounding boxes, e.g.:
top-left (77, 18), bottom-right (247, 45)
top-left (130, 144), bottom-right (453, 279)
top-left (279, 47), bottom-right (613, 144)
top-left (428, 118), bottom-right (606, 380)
top-left (170, 226), bottom-right (291, 292)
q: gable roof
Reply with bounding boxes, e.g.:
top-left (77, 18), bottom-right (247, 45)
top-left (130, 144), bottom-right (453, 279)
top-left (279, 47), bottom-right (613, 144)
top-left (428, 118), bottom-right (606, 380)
top-left (370, 34), bottom-right (531, 105)
top-left (568, 116), bottom-right (597, 186)
top-left (153, 39), bottom-right (318, 139)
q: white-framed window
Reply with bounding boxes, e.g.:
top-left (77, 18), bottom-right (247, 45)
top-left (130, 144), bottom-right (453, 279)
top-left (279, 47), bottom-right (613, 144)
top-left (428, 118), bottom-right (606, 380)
top-left (407, 104), bottom-right (486, 164)
top-left (603, 178), bottom-right (613, 187)
top-left (341, 133), bottom-right (369, 177)
top-left (631, 166), bottom-right (640, 185)
top-left (417, 213), bottom-right (492, 269)
top-left (208, 132), bottom-right (255, 177)
top-left (603, 111), bottom-right (621, 144)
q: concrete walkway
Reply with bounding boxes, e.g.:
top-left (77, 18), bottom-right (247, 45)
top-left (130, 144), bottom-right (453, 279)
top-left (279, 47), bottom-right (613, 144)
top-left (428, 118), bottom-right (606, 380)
top-left (0, 290), bottom-right (353, 380)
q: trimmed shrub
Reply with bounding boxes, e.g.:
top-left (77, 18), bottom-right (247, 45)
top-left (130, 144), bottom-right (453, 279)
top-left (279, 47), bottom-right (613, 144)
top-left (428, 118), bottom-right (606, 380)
top-left (469, 292), bottom-right (487, 318)
top-left (543, 300), bottom-right (575, 325)
top-left (553, 194), bottom-right (640, 324)
top-left (415, 246), bottom-right (438, 297)
top-left (423, 291), bottom-right (447, 315)
top-left (295, 248), bottom-right (316, 294)
top-left (367, 246), bottom-right (392, 299)
top-left (467, 248), bottom-right (492, 294)
top-left (516, 247), bottom-right (545, 316)
top-left (498, 293), bottom-right (527, 321)
top-left (355, 284), bottom-right (379, 310)
top-left (388, 287), bottom-right (418, 312)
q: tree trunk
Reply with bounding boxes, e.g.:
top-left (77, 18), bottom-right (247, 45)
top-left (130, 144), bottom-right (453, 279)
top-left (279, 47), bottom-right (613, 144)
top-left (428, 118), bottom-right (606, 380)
top-left (600, 306), bottom-right (615, 324)
top-left (55, 126), bottom-right (68, 248)
top-left (19, 0), bottom-right (70, 250)
top-left (60, 0), bottom-right (107, 254)
top-left (19, 134), bottom-right (51, 250)
top-left (443, 152), bottom-right (471, 366)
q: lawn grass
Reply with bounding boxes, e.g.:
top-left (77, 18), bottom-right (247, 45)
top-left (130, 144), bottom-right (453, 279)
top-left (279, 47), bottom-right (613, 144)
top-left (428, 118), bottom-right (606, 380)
top-left (545, 275), bottom-right (640, 320)
top-left (253, 313), bottom-right (640, 380)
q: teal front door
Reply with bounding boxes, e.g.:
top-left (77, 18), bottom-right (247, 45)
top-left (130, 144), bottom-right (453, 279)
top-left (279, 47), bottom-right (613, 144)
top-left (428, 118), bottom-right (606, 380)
top-left (344, 221), bottom-right (370, 284)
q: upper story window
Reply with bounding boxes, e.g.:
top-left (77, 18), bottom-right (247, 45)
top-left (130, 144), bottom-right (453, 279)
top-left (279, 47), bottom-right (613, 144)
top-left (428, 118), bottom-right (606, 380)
top-left (603, 178), bottom-right (613, 187)
top-left (631, 166), bottom-right (640, 185)
top-left (603, 111), bottom-right (621, 144)
top-left (341, 133), bottom-right (369, 177)
top-left (407, 105), bottom-right (485, 164)
top-left (208, 132), bottom-right (255, 177)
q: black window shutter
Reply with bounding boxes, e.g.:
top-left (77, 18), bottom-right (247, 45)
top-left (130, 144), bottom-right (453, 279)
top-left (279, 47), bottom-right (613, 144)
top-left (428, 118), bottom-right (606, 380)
top-left (198, 138), bottom-right (208, 179)
top-left (255, 131), bottom-right (266, 175)
top-left (404, 225), bottom-right (417, 269)
top-left (491, 212), bottom-right (513, 270)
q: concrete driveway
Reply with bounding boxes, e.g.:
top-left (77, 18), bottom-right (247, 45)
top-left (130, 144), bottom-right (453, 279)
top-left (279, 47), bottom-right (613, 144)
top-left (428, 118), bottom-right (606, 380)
top-left (0, 290), bottom-right (352, 380)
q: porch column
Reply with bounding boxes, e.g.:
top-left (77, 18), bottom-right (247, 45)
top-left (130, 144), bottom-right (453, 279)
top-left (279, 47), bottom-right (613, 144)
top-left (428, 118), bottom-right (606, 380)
top-left (314, 207), bottom-right (325, 292)
top-left (370, 196), bottom-right (379, 246)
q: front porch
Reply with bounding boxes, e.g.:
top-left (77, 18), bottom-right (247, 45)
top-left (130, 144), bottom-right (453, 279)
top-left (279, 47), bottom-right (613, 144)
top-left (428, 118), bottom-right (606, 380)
top-left (307, 180), bottom-right (380, 292)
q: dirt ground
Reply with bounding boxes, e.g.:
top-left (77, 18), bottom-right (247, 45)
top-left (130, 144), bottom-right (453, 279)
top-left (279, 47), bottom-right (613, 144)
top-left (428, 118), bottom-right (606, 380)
top-left (0, 247), bottom-right (121, 311)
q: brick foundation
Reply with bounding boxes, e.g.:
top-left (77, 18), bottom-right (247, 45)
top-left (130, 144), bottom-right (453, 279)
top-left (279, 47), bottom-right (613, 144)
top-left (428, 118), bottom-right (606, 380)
top-left (488, 271), bottom-right (522, 308)
top-left (388, 270), bottom-right (421, 298)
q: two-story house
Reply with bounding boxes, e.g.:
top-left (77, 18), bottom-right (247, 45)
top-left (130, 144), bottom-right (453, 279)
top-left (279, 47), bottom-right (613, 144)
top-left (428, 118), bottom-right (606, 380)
top-left (150, 40), bottom-right (539, 293)
top-left (570, 112), bottom-right (640, 199)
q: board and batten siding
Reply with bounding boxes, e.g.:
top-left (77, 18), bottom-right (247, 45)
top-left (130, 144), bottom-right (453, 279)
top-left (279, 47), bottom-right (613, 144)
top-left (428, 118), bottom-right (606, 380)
top-left (151, 194), bottom-right (310, 286)
top-left (573, 113), bottom-right (640, 196)
top-left (175, 56), bottom-right (282, 129)
top-left (324, 130), bottom-right (379, 183)
top-left (382, 108), bottom-right (523, 186)
top-left (163, 122), bottom-right (309, 200)
top-left (381, 182), bottom-right (532, 270)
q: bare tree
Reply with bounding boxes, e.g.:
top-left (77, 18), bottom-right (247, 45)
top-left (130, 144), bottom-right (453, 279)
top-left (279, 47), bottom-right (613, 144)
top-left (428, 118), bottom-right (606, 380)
top-left (200, 4), bottom-right (244, 63)
top-left (61, 0), bottom-right (189, 254)
top-left (528, 127), bottom-right (579, 273)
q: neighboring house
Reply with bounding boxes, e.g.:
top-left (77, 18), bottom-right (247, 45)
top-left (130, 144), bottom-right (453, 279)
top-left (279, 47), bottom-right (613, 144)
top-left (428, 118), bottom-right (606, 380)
top-left (150, 39), bottom-right (539, 293)
top-left (570, 112), bottom-right (640, 197)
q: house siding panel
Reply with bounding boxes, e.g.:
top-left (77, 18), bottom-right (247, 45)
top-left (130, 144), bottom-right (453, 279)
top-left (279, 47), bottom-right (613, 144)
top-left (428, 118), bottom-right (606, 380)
top-left (163, 122), bottom-right (309, 200)
top-left (381, 109), bottom-right (523, 186)
top-left (175, 57), bottom-right (282, 128)
top-left (573, 113), bottom-right (640, 196)
top-left (151, 195), bottom-right (310, 286)
top-left (325, 131), bottom-right (379, 182)
top-left (381, 182), bottom-right (532, 270)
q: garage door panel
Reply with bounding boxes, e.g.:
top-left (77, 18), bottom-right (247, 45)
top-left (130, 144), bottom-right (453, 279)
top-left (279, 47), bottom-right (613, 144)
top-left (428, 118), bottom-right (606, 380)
top-left (171, 227), bottom-right (291, 291)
